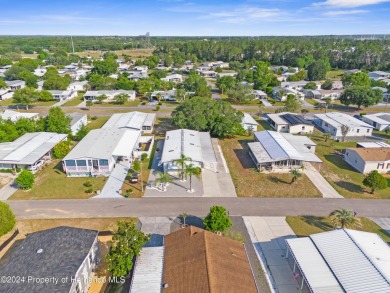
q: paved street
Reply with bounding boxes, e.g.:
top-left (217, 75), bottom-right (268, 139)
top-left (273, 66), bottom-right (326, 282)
top-left (6, 198), bottom-right (390, 219)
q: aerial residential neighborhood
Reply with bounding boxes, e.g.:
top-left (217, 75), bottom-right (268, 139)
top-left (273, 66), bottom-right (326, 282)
top-left (0, 1), bottom-right (390, 293)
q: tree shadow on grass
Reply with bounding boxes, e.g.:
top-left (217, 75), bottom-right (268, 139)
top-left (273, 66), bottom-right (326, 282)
top-left (324, 154), bottom-right (358, 172)
top-left (232, 139), bottom-right (257, 169)
top-left (268, 175), bottom-right (290, 184)
top-left (335, 181), bottom-right (364, 193)
top-left (300, 216), bottom-right (333, 235)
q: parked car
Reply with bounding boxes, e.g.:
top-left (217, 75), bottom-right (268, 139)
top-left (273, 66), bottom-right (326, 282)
top-left (27, 160), bottom-right (45, 171)
top-left (130, 172), bottom-right (139, 183)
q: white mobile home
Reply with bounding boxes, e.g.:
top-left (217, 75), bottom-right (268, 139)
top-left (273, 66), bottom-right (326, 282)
top-left (361, 113), bottom-right (390, 131)
top-left (5, 80), bottom-right (25, 91)
top-left (69, 113), bottom-right (88, 136)
top-left (0, 110), bottom-right (39, 122)
top-left (103, 112), bottom-right (156, 134)
top-left (67, 81), bottom-right (89, 92)
top-left (62, 128), bottom-right (140, 177)
top-left (0, 132), bottom-right (67, 171)
top-left (47, 90), bottom-right (77, 101)
top-left (83, 90), bottom-right (136, 102)
top-left (344, 147), bottom-right (390, 174)
top-left (314, 112), bottom-right (373, 138)
top-left (248, 131), bottom-right (321, 172)
top-left (160, 129), bottom-right (217, 174)
top-left (267, 112), bottom-right (314, 134)
top-left (241, 113), bottom-right (259, 131)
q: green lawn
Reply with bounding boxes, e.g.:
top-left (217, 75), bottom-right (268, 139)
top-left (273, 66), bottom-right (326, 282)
top-left (86, 116), bottom-right (109, 130)
top-left (326, 70), bottom-right (344, 80)
top-left (0, 99), bottom-right (14, 106)
top-left (286, 216), bottom-right (390, 243)
top-left (219, 135), bottom-right (321, 198)
top-left (267, 98), bottom-right (285, 106)
top-left (311, 130), bottom-right (390, 199)
top-left (33, 100), bottom-right (58, 106)
top-left (62, 92), bottom-right (84, 107)
top-left (10, 160), bottom-right (107, 200)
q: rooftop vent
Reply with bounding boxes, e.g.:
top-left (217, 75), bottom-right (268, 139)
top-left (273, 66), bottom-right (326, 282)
top-left (162, 283), bottom-right (169, 289)
top-left (37, 249), bottom-right (43, 254)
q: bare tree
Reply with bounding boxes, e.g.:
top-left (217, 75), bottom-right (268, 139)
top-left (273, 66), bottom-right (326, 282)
top-left (340, 124), bottom-right (350, 142)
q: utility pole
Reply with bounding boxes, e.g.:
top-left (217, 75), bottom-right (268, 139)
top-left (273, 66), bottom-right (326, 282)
top-left (140, 159), bottom-right (144, 193)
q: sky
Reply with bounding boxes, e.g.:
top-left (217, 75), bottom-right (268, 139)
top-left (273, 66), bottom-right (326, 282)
top-left (0, 0), bottom-right (390, 36)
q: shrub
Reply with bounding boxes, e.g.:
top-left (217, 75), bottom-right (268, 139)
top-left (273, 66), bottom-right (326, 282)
top-left (155, 105), bottom-right (160, 111)
top-left (83, 181), bottom-right (92, 187)
top-left (360, 112), bottom-right (366, 116)
top-left (53, 141), bottom-right (70, 159)
top-left (85, 188), bottom-right (93, 194)
top-left (204, 205), bottom-right (232, 233)
top-left (158, 102), bottom-right (162, 106)
top-left (0, 202), bottom-right (16, 236)
top-left (15, 170), bottom-right (34, 189)
top-left (141, 153), bottom-right (148, 161)
top-left (0, 169), bottom-right (14, 173)
top-left (141, 101), bottom-right (146, 105)
top-left (91, 116), bottom-right (98, 120)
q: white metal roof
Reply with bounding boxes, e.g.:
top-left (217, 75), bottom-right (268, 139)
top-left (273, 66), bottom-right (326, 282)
top-left (63, 129), bottom-right (140, 160)
top-left (84, 90), bottom-right (135, 97)
top-left (286, 238), bottom-right (344, 293)
top-left (161, 129), bottom-right (216, 164)
top-left (0, 132), bottom-right (67, 165)
top-left (267, 112), bottom-right (289, 125)
top-left (129, 247), bottom-right (164, 293)
top-left (311, 229), bottom-right (390, 293)
top-left (287, 229), bottom-right (390, 293)
top-left (242, 113), bottom-right (259, 126)
top-left (315, 112), bottom-right (373, 129)
top-left (363, 113), bottom-right (390, 125)
top-left (0, 110), bottom-right (39, 122)
top-left (103, 112), bottom-right (156, 130)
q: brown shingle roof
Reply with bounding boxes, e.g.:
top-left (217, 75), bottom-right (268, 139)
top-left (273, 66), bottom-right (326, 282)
top-left (162, 226), bottom-right (257, 293)
top-left (349, 147), bottom-right (390, 161)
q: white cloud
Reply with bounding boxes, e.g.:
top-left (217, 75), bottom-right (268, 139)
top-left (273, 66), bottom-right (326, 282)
top-left (207, 7), bottom-right (284, 23)
top-left (313, 0), bottom-right (390, 8)
top-left (324, 9), bottom-right (369, 15)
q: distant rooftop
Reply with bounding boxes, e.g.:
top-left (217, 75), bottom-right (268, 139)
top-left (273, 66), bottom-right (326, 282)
top-left (103, 111), bottom-right (156, 130)
top-left (315, 112), bottom-right (373, 129)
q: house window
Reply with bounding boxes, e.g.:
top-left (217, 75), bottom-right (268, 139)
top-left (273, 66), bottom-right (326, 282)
top-left (302, 126), bottom-right (305, 130)
top-left (99, 159), bottom-right (109, 166)
top-left (377, 163), bottom-right (384, 169)
top-left (367, 129), bottom-right (370, 133)
top-left (325, 123), bottom-right (328, 127)
top-left (356, 129), bottom-right (360, 133)
top-left (76, 160), bottom-right (87, 167)
top-left (387, 163), bottom-right (390, 169)
top-left (66, 160), bottom-right (76, 167)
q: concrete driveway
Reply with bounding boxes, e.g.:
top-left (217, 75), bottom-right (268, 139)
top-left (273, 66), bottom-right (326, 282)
top-left (244, 217), bottom-right (307, 293)
top-left (93, 161), bottom-right (130, 199)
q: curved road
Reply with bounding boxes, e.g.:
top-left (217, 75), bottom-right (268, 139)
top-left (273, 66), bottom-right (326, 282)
top-left (6, 198), bottom-right (390, 219)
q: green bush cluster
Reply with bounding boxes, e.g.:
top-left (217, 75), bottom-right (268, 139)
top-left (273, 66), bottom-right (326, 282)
top-left (0, 202), bottom-right (16, 236)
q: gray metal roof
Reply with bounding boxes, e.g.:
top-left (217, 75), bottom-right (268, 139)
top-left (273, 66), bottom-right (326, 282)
top-left (63, 128), bottom-right (140, 160)
top-left (102, 112), bottom-right (156, 130)
top-left (68, 112), bottom-right (87, 127)
top-left (129, 247), bottom-right (164, 293)
top-left (250, 131), bottom-right (321, 163)
top-left (0, 132), bottom-right (67, 165)
top-left (364, 113), bottom-right (390, 125)
top-left (161, 129), bottom-right (216, 164)
top-left (0, 226), bottom-right (98, 293)
top-left (84, 90), bottom-right (135, 97)
top-left (315, 112), bottom-right (373, 129)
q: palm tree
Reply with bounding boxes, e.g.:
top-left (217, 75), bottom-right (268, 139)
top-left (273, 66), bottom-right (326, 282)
top-left (181, 212), bottom-right (188, 227)
top-left (290, 169), bottom-right (302, 184)
top-left (155, 171), bottom-right (173, 191)
top-left (174, 154), bottom-right (191, 181)
top-left (330, 208), bottom-right (361, 229)
top-left (323, 132), bottom-right (331, 142)
top-left (185, 164), bottom-right (201, 192)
